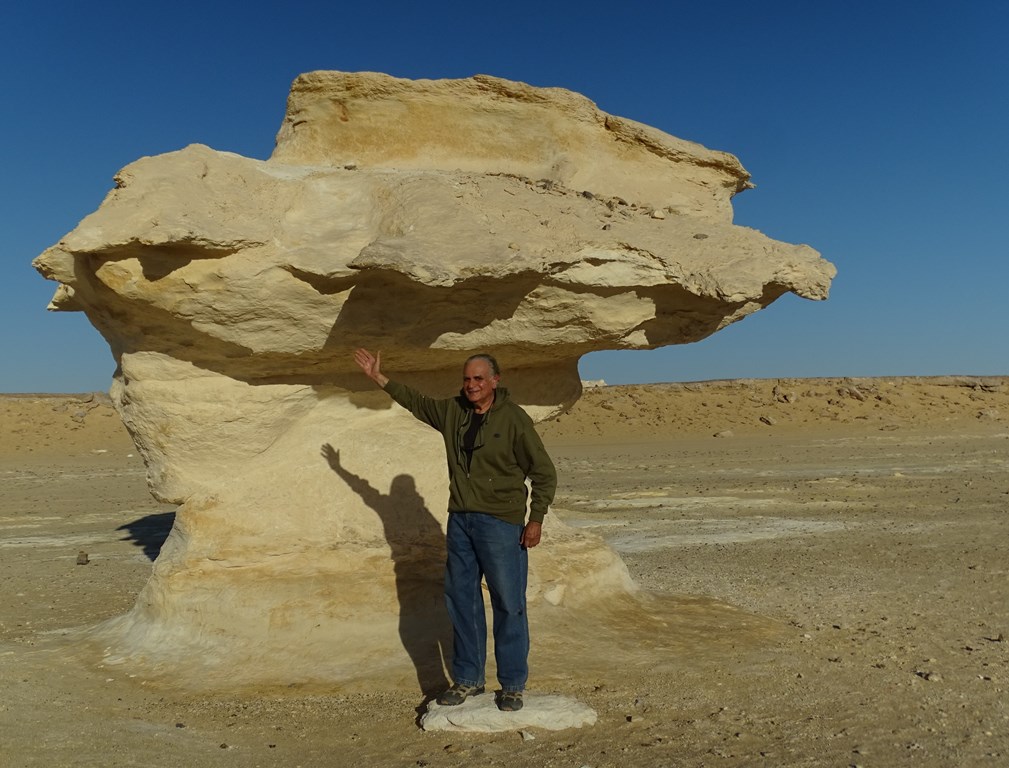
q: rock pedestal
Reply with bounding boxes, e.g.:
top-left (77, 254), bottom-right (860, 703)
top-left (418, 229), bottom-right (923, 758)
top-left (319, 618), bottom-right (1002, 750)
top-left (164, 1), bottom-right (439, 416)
top-left (33, 71), bottom-right (834, 690)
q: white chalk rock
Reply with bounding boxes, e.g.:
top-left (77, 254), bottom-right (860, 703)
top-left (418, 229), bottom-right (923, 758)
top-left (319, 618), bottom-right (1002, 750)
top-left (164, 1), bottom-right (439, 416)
top-left (421, 693), bottom-right (597, 732)
top-left (32, 71), bottom-right (834, 690)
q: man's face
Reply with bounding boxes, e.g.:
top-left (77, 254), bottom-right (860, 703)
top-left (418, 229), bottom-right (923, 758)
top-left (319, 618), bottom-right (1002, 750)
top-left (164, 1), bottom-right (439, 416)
top-left (462, 358), bottom-right (499, 408)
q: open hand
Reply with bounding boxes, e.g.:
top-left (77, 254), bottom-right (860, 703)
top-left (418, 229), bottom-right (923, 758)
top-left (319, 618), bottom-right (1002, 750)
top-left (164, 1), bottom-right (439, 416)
top-left (321, 443), bottom-right (340, 470)
top-left (353, 348), bottom-right (388, 387)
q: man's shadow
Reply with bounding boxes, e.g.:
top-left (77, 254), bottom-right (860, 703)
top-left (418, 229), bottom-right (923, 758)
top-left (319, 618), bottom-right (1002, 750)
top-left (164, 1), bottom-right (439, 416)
top-left (322, 444), bottom-right (451, 697)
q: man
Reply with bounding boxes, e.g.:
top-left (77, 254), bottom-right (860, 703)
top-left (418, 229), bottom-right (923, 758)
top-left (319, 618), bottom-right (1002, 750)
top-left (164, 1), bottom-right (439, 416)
top-left (353, 348), bottom-right (556, 712)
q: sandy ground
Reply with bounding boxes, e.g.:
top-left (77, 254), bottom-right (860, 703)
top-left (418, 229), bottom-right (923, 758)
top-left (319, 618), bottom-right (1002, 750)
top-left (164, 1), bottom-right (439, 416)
top-left (1, 378), bottom-right (1007, 767)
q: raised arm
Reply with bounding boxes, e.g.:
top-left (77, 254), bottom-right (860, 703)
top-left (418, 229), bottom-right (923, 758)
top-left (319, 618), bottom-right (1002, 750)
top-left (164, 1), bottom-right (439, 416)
top-left (352, 348), bottom-right (449, 429)
top-left (353, 348), bottom-right (389, 388)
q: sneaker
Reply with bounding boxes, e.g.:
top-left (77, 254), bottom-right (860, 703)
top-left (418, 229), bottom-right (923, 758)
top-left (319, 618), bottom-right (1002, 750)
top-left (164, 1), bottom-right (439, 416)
top-left (496, 690), bottom-right (524, 712)
top-left (436, 683), bottom-right (485, 706)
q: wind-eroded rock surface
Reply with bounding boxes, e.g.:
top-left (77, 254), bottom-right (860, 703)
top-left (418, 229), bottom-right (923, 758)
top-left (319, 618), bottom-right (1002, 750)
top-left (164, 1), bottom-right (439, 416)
top-left (32, 71), bottom-right (834, 689)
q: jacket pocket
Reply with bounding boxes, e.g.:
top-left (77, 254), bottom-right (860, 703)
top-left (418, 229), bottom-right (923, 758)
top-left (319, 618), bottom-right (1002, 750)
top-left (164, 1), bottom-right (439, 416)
top-left (474, 475), bottom-right (527, 509)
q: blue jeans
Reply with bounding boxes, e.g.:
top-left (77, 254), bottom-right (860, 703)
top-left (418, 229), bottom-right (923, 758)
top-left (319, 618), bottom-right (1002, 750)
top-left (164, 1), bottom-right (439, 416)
top-left (444, 511), bottom-right (529, 692)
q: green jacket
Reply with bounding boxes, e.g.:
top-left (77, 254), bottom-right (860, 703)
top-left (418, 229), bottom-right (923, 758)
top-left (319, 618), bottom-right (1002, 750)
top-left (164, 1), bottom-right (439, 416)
top-left (383, 380), bottom-right (556, 525)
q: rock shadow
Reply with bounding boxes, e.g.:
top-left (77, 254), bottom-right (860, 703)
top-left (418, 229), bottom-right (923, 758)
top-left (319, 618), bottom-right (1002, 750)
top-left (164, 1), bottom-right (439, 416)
top-left (322, 444), bottom-right (451, 696)
top-left (117, 511), bottom-right (176, 561)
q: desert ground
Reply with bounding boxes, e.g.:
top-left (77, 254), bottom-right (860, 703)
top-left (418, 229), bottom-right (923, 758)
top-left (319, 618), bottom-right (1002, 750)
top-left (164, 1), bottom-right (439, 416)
top-left (1, 377), bottom-right (1007, 767)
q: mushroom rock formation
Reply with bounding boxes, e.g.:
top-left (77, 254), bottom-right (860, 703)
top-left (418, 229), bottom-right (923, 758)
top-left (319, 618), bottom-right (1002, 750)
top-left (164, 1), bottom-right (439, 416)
top-left (34, 71), bottom-right (835, 690)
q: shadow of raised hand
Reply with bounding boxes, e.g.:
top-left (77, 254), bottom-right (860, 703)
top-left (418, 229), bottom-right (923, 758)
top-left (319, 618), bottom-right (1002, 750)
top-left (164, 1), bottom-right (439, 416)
top-left (321, 442), bottom-right (341, 472)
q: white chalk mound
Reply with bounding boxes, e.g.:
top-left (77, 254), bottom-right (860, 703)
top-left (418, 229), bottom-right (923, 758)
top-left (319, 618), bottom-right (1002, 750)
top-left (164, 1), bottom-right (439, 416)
top-left (421, 693), bottom-right (597, 733)
top-left (32, 71), bottom-right (835, 690)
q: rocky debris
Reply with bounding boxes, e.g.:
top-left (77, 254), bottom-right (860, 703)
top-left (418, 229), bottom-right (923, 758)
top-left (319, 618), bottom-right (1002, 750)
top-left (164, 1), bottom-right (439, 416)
top-left (50, 394), bottom-right (104, 424)
top-left (837, 384), bottom-right (868, 402)
top-left (772, 384), bottom-right (797, 403)
top-left (540, 376), bottom-right (1009, 441)
top-left (937, 377), bottom-right (1003, 393)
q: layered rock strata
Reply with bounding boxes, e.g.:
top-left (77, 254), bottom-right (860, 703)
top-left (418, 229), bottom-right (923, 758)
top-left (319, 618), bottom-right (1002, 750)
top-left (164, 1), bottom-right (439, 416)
top-left (34, 71), bottom-right (835, 689)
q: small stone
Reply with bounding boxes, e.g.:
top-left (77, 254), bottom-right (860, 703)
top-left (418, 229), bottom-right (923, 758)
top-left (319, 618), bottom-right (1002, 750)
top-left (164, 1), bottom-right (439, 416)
top-left (713, 430), bottom-right (734, 438)
top-left (759, 415), bottom-right (776, 426)
top-left (76, 551), bottom-right (89, 565)
top-left (650, 209), bottom-right (666, 219)
top-left (841, 386), bottom-right (866, 401)
top-left (772, 384), bottom-right (797, 403)
top-left (520, 730), bottom-right (536, 741)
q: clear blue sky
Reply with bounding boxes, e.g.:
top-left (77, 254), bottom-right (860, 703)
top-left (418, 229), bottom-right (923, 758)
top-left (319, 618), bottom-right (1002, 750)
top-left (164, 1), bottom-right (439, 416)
top-left (3, 1), bottom-right (1006, 392)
